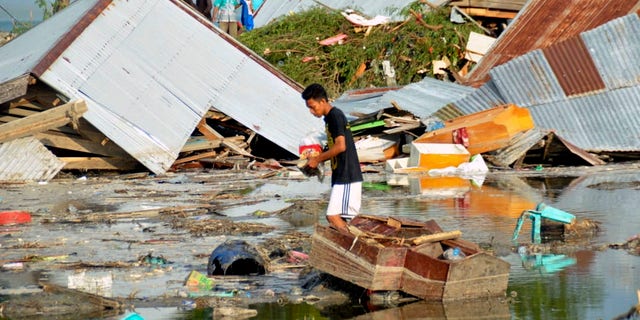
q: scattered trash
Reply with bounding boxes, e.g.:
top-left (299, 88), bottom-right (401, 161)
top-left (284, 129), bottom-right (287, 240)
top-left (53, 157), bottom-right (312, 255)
top-left (442, 247), bottom-right (465, 261)
top-left (207, 240), bottom-right (268, 276)
top-left (1, 262), bottom-right (24, 270)
top-left (139, 253), bottom-right (169, 266)
top-left (609, 234), bottom-right (640, 256)
top-left (0, 210), bottom-right (32, 225)
top-left (318, 33), bottom-right (348, 46)
top-left (287, 250), bottom-right (309, 264)
top-left (213, 306), bottom-right (258, 319)
top-left (67, 271), bottom-right (113, 297)
top-left (184, 270), bottom-right (214, 291)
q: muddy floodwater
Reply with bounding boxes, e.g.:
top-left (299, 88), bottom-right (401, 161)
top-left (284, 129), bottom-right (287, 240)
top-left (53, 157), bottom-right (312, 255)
top-left (1, 164), bottom-right (639, 319)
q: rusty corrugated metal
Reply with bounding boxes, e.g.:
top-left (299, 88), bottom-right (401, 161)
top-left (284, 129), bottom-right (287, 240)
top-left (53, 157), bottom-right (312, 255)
top-left (543, 36), bottom-right (605, 96)
top-left (0, 137), bottom-right (65, 182)
top-left (455, 12), bottom-right (640, 153)
top-left (462, 0), bottom-right (640, 88)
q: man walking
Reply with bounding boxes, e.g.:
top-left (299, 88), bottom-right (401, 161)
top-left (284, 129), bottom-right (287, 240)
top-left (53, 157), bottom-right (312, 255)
top-left (302, 84), bottom-right (362, 233)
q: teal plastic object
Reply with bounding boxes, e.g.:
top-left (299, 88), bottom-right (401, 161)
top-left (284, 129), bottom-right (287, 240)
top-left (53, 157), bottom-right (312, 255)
top-left (122, 313), bottom-right (144, 320)
top-left (521, 253), bottom-right (577, 273)
top-left (512, 202), bottom-right (576, 244)
top-left (536, 203), bottom-right (576, 224)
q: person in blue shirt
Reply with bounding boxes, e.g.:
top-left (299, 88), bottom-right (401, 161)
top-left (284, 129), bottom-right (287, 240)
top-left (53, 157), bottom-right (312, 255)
top-left (212, 0), bottom-right (240, 37)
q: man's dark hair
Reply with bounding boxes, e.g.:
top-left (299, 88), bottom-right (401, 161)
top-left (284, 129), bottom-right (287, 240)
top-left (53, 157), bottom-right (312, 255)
top-left (302, 83), bottom-right (328, 101)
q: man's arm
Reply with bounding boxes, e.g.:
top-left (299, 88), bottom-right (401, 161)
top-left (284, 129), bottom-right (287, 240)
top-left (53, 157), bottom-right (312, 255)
top-left (307, 135), bottom-right (345, 168)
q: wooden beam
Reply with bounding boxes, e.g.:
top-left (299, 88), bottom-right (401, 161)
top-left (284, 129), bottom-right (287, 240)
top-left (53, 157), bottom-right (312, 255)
top-left (35, 131), bottom-right (131, 158)
top-left (456, 7), bottom-right (518, 19)
top-left (0, 99), bottom-right (88, 143)
top-left (0, 75), bottom-right (29, 105)
top-left (60, 156), bottom-right (139, 171)
top-left (196, 118), bottom-right (253, 157)
top-left (174, 151), bottom-right (217, 165)
top-left (181, 136), bottom-right (221, 153)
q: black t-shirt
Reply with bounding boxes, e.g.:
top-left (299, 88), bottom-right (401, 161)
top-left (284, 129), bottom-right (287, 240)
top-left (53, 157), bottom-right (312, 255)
top-left (324, 107), bottom-right (363, 185)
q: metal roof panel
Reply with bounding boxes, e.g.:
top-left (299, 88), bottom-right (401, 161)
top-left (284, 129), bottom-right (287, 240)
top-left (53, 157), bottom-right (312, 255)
top-left (462, 0), bottom-right (640, 88)
top-left (37, 0), bottom-right (322, 174)
top-left (0, 137), bottom-right (65, 182)
top-left (581, 13), bottom-right (640, 90)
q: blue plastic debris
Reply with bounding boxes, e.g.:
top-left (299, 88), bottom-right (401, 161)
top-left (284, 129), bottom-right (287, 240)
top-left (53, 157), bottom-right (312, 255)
top-left (207, 240), bottom-right (267, 276)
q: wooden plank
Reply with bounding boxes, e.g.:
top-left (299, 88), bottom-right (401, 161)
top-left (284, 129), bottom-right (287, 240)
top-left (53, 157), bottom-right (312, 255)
top-left (60, 156), bottom-right (139, 171)
top-left (35, 131), bottom-right (131, 158)
top-left (0, 75), bottom-right (29, 105)
top-left (181, 136), bottom-right (222, 152)
top-left (197, 118), bottom-right (253, 157)
top-left (174, 151), bottom-right (217, 165)
top-left (0, 100), bottom-right (88, 143)
top-left (448, 0), bottom-right (525, 11)
top-left (458, 7), bottom-right (518, 19)
top-left (412, 230), bottom-right (462, 245)
top-left (74, 119), bottom-right (113, 145)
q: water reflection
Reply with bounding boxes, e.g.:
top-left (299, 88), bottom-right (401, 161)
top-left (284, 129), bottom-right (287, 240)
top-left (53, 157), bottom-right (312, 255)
top-left (352, 298), bottom-right (510, 320)
top-left (369, 171), bottom-right (640, 319)
top-left (519, 252), bottom-right (577, 274)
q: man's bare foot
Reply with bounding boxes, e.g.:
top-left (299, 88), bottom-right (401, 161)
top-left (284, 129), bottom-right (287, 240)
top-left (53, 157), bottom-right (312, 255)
top-left (327, 215), bottom-right (350, 234)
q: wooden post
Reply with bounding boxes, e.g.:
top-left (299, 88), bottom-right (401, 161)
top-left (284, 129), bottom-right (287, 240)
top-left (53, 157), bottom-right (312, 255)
top-left (412, 230), bottom-right (462, 245)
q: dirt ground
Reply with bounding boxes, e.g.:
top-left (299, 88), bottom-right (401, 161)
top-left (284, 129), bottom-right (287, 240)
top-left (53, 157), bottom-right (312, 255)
top-left (1, 162), bottom-right (639, 319)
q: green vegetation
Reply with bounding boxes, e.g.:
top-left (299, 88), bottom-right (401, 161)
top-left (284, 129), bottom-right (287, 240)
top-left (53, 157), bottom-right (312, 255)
top-left (7, 0), bottom-right (69, 35)
top-left (238, 2), bottom-right (483, 98)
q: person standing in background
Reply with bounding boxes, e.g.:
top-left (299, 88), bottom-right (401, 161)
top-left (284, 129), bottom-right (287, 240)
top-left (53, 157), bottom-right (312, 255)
top-left (195, 0), bottom-right (212, 20)
top-left (212, 0), bottom-right (240, 38)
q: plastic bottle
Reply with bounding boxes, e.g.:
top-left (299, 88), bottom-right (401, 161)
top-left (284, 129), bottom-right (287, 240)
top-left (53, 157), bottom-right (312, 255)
top-left (443, 247), bottom-right (466, 261)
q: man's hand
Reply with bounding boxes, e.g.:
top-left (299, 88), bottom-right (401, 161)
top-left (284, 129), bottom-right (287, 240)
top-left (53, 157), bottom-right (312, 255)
top-left (306, 156), bottom-right (320, 169)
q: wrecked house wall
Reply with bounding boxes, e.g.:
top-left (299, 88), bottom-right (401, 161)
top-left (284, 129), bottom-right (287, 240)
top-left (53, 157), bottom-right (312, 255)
top-left (455, 13), bottom-right (640, 152)
top-left (0, 0), bottom-right (323, 175)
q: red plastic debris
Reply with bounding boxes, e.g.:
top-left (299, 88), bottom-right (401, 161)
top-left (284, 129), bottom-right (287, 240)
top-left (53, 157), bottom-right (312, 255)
top-left (0, 211), bottom-right (32, 225)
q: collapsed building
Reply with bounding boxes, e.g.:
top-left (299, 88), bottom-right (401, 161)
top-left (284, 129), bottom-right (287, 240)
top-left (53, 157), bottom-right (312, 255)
top-left (1, 0), bottom-right (639, 182)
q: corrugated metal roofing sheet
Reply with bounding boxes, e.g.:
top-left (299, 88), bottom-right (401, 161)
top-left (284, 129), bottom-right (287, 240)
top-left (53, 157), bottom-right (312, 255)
top-left (0, 137), bottom-right (65, 182)
top-left (1, 0), bottom-right (323, 174)
top-left (452, 80), bottom-right (505, 114)
top-left (253, 0), bottom-right (446, 29)
top-left (333, 77), bottom-right (473, 120)
top-left (543, 36), bottom-right (605, 96)
top-left (461, 0), bottom-right (640, 88)
top-left (529, 85), bottom-right (640, 152)
top-left (0, 0), bottom-right (100, 84)
top-left (456, 12), bottom-right (640, 152)
top-left (489, 50), bottom-right (566, 107)
top-left (581, 13), bottom-right (640, 89)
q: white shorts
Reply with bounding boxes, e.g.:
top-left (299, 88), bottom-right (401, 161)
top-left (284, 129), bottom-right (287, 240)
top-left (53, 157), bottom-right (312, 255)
top-left (326, 182), bottom-right (362, 219)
